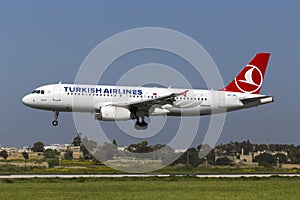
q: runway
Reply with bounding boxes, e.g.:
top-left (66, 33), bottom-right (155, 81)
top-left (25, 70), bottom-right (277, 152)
top-left (1, 173), bottom-right (300, 179)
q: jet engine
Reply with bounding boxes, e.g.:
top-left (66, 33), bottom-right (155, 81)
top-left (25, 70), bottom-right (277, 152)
top-left (95, 106), bottom-right (133, 121)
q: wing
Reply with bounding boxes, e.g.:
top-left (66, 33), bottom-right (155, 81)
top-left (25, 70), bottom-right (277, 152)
top-left (112, 90), bottom-right (188, 115)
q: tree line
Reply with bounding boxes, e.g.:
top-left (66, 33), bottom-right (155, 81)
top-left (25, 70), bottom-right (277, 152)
top-left (2, 136), bottom-right (300, 169)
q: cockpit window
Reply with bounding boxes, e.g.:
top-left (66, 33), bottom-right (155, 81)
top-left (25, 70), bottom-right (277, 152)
top-left (32, 90), bottom-right (45, 94)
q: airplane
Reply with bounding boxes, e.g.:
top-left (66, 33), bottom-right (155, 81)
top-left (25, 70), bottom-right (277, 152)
top-left (22, 52), bottom-right (273, 130)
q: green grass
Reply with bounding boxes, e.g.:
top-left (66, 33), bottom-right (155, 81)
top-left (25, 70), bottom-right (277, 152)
top-left (1, 159), bottom-right (300, 175)
top-left (0, 177), bottom-right (300, 199)
top-left (59, 159), bottom-right (96, 166)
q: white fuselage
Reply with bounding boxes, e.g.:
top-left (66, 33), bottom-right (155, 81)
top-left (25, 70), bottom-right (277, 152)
top-left (22, 83), bottom-right (272, 117)
top-left (22, 53), bottom-right (273, 128)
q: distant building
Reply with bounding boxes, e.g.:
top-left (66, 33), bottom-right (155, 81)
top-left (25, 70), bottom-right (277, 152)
top-left (44, 144), bottom-right (70, 152)
top-left (44, 144), bottom-right (70, 158)
top-left (68, 145), bottom-right (83, 159)
top-left (174, 149), bottom-right (187, 153)
top-left (215, 148), bottom-right (288, 166)
top-left (0, 143), bottom-right (84, 160)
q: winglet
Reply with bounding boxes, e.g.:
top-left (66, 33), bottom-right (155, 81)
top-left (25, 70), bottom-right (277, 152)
top-left (181, 90), bottom-right (189, 97)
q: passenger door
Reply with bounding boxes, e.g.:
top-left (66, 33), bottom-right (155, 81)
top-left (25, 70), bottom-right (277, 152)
top-left (53, 85), bottom-right (61, 101)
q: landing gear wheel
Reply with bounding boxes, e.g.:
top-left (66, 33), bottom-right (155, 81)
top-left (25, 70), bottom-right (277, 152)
top-left (134, 117), bottom-right (148, 130)
top-left (140, 121), bottom-right (148, 127)
top-left (52, 120), bottom-right (58, 126)
top-left (52, 111), bottom-right (59, 126)
top-left (134, 123), bottom-right (142, 130)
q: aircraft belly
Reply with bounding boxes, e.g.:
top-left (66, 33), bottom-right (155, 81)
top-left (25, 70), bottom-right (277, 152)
top-left (167, 105), bottom-right (211, 116)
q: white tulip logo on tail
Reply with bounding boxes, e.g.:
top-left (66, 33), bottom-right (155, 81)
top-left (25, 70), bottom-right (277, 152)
top-left (234, 65), bottom-right (263, 93)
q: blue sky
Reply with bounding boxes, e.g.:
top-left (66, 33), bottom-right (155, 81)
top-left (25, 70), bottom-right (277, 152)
top-left (0, 1), bottom-right (299, 147)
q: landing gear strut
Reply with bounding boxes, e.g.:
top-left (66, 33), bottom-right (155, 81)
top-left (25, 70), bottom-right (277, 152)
top-left (134, 116), bottom-right (148, 130)
top-left (52, 111), bottom-right (59, 126)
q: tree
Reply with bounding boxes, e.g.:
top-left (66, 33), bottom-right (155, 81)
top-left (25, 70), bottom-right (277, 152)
top-left (72, 134), bottom-right (99, 160)
top-left (186, 148), bottom-right (202, 167)
top-left (0, 150), bottom-right (8, 160)
top-left (112, 139), bottom-right (117, 146)
top-left (171, 148), bottom-right (202, 168)
top-left (291, 149), bottom-right (300, 164)
top-left (64, 149), bottom-right (73, 160)
top-left (254, 153), bottom-right (276, 166)
top-left (31, 141), bottom-right (44, 152)
top-left (197, 144), bottom-right (215, 165)
top-left (43, 149), bottom-right (60, 168)
top-left (95, 142), bottom-right (117, 161)
top-left (126, 141), bottom-right (153, 153)
top-left (81, 137), bottom-right (98, 160)
top-left (274, 153), bottom-right (288, 164)
top-left (72, 133), bottom-right (82, 146)
top-left (216, 157), bottom-right (232, 165)
top-left (22, 151), bottom-right (29, 159)
top-left (44, 149), bottom-right (59, 159)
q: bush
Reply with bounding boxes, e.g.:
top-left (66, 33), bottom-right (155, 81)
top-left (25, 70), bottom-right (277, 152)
top-left (22, 152), bottom-right (29, 159)
top-left (46, 158), bottom-right (59, 168)
top-left (216, 157), bottom-right (232, 165)
top-left (254, 153), bottom-right (276, 166)
top-left (0, 150), bottom-right (8, 160)
top-left (44, 149), bottom-right (60, 159)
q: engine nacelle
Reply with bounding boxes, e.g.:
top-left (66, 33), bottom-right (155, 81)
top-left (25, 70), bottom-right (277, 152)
top-left (95, 106), bottom-right (133, 121)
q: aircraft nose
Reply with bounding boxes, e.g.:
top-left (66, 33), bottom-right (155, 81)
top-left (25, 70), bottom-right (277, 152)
top-left (22, 95), bottom-right (31, 106)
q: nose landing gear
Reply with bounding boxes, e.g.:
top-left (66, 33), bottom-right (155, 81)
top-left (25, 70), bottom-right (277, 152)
top-left (52, 111), bottom-right (59, 126)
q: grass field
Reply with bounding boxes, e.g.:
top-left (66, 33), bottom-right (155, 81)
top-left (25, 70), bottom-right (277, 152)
top-left (1, 160), bottom-right (300, 175)
top-left (0, 177), bottom-right (300, 200)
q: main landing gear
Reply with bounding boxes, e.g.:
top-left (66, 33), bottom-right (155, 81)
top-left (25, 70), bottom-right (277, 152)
top-left (134, 116), bottom-right (148, 130)
top-left (52, 111), bottom-right (59, 126)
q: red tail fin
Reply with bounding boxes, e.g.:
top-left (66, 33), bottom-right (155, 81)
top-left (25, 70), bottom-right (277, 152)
top-left (221, 53), bottom-right (270, 94)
